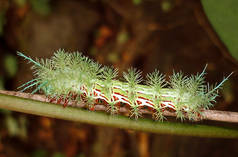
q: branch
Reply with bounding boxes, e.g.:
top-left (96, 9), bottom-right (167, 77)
top-left (0, 90), bottom-right (238, 138)
top-left (0, 90), bottom-right (237, 123)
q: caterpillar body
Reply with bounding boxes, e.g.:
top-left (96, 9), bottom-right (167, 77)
top-left (17, 49), bottom-right (231, 121)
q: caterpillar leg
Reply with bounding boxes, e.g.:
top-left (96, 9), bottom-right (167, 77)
top-left (106, 102), bottom-right (119, 115)
top-left (152, 110), bottom-right (165, 121)
top-left (63, 99), bottom-right (69, 108)
top-left (130, 106), bottom-right (142, 119)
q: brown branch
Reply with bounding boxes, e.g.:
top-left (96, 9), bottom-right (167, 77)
top-left (0, 90), bottom-right (238, 123)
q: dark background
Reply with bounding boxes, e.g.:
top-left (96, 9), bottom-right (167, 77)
top-left (0, 0), bottom-right (238, 157)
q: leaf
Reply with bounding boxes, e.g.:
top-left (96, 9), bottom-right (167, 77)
top-left (29, 0), bottom-right (51, 16)
top-left (201, 0), bottom-right (238, 61)
top-left (132, 0), bottom-right (142, 5)
top-left (4, 54), bottom-right (18, 78)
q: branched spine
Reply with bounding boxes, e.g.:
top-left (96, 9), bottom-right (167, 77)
top-left (101, 66), bottom-right (118, 114)
top-left (123, 68), bottom-right (143, 119)
top-left (146, 69), bottom-right (166, 121)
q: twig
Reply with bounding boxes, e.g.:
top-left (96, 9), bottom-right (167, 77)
top-left (1, 90), bottom-right (238, 138)
top-left (0, 90), bottom-right (238, 123)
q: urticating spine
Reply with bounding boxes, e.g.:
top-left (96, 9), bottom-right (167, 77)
top-left (17, 49), bottom-right (231, 121)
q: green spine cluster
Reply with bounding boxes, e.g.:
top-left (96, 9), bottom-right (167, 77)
top-left (17, 49), bottom-right (231, 121)
top-left (146, 69), bottom-right (166, 120)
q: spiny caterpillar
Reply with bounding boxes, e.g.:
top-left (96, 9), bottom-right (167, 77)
top-left (17, 49), bottom-right (231, 121)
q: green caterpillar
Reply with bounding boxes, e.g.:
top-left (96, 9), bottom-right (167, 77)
top-left (17, 49), bottom-right (231, 121)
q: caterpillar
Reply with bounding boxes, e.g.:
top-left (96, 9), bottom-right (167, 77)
top-left (17, 49), bottom-right (231, 121)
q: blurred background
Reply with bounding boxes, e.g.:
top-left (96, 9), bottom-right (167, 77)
top-left (0, 0), bottom-right (238, 156)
